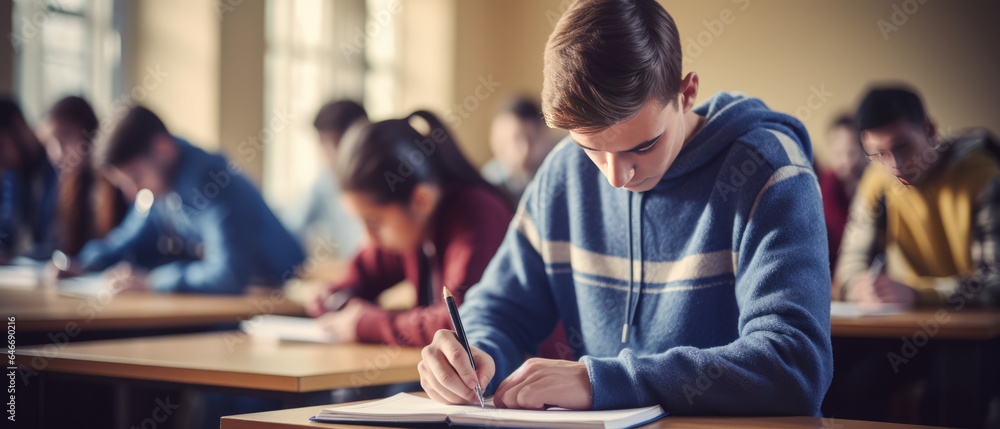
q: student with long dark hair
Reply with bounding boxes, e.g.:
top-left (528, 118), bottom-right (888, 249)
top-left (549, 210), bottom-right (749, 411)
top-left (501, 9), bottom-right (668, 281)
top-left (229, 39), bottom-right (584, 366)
top-left (0, 96), bottom-right (58, 262)
top-left (36, 96), bottom-right (128, 256)
top-left (306, 110), bottom-right (512, 346)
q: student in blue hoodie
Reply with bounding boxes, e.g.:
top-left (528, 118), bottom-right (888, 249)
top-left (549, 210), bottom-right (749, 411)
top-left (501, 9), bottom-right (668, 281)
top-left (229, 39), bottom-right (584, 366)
top-left (417, 0), bottom-right (833, 416)
top-left (64, 106), bottom-right (305, 294)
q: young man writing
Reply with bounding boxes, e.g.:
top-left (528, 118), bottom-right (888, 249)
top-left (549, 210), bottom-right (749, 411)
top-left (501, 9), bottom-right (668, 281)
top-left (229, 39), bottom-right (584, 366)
top-left (418, 0), bottom-right (833, 416)
top-left (70, 106), bottom-right (306, 294)
top-left (835, 86), bottom-right (1000, 307)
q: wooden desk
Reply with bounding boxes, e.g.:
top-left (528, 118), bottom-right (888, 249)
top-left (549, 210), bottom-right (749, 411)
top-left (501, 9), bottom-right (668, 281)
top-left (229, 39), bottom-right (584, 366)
top-left (221, 393), bottom-right (944, 429)
top-left (16, 331), bottom-right (421, 392)
top-left (830, 309), bottom-right (1000, 340)
top-left (0, 289), bottom-right (305, 332)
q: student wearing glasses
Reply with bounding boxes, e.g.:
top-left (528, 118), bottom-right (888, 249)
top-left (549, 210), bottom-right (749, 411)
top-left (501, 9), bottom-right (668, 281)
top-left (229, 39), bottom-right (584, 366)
top-left (835, 86), bottom-right (1000, 307)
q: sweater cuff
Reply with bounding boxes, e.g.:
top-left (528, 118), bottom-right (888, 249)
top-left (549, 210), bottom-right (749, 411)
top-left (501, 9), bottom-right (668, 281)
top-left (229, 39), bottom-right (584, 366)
top-left (149, 263), bottom-right (183, 293)
top-left (581, 354), bottom-right (638, 410)
top-left (356, 307), bottom-right (393, 344)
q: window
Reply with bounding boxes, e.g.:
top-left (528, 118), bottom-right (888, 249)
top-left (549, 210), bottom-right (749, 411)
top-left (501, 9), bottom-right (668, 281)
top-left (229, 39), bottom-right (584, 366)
top-left (263, 0), bottom-right (399, 208)
top-left (12, 0), bottom-right (123, 122)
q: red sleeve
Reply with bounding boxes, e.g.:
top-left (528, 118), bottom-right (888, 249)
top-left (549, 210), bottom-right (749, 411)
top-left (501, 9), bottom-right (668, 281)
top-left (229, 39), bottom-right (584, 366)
top-left (330, 245), bottom-right (406, 302)
top-left (355, 189), bottom-right (512, 346)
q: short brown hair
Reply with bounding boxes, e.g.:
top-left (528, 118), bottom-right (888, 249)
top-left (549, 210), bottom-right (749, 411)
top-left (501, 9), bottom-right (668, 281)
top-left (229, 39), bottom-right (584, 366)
top-left (542, 0), bottom-right (682, 133)
top-left (95, 106), bottom-right (169, 167)
top-left (313, 100), bottom-right (368, 140)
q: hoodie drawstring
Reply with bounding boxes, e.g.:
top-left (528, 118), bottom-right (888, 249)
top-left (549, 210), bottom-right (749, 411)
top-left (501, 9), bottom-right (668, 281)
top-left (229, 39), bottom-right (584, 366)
top-left (622, 191), bottom-right (644, 343)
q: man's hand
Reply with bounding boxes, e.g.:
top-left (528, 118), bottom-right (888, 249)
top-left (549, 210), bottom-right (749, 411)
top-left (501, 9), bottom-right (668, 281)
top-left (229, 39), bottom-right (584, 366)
top-left (419, 329), bottom-right (495, 405)
top-left (306, 289), bottom-right (331, 318)
top-left (316, 297), bottom-right (374, 343)
top-left (105, 262), bottom-right (151, 292)
top-left (494, 358), bottom-right (593, 410)
top-left (847, 272), bottom-right (917, 307)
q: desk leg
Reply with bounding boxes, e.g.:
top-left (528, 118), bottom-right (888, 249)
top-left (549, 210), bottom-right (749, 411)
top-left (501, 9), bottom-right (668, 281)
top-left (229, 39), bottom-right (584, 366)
top-left (37, 370), bottom-right (46, 429)
top-left (113, 382), bottom-right (130, 429)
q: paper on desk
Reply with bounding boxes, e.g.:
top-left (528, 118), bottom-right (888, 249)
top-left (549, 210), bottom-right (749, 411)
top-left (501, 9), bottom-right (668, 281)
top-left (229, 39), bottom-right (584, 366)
top-left (831, 301), bottom-right (907, 318)
top-left (239, 314), bottom-right (339, 343)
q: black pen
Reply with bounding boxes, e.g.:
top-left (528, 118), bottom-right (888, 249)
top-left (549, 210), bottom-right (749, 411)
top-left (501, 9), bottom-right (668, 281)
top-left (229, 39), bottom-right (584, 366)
top-left (442, 288), bottom-right (485, 408)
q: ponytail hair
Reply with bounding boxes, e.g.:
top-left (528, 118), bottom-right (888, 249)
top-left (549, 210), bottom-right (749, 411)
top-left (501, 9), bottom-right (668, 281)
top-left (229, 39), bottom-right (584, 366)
top-left (336, 110), bottom-right (508, 207)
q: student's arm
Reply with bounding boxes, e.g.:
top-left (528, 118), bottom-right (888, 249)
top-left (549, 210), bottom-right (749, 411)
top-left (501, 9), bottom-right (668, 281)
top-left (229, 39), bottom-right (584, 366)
top-left (904, 176), bottom-right (1000, 307)
top-left (319, 246), bottom-right (407, 306)
top-left (0, 172), bottom-right (17, 256)
top-left (356, 205), bottom-right (509, 346)
top-left (580, 170), bottom-right (833, 415)
top-left (144, 204), bottom-right (251, 294)
top-left (78, 206), bottom-right (160, 270)
top-left (833, 166), bottom-right (886, 299)
top-left (455, 184), bottom-right (563, 395)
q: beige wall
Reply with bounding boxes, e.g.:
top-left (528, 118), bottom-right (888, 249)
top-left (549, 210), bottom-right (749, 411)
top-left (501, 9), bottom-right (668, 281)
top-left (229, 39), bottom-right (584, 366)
top-left (127, 0), bottom-right (220, 150)
top-left (219, 0), bottom-right (266, 183)
top-left (437, 0), bottom-right (1000, 167)
top-left (126, 0), bottom-right (265, 184)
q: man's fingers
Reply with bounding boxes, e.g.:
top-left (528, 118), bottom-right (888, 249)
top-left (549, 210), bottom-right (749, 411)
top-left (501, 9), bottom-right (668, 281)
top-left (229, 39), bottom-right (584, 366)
top-left (471, 348), bottom-right (495, 388)
top-left (419, 360), bottom-right (470, 405)
top-left (494, 359), bottom-right (536, 409)
top-left (432, 330), bottom-right (480, 390)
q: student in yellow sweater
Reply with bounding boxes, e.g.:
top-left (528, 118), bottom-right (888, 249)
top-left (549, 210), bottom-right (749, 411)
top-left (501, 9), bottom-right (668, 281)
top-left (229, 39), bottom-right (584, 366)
top-left (835, 86), bottom-right (1000, 308)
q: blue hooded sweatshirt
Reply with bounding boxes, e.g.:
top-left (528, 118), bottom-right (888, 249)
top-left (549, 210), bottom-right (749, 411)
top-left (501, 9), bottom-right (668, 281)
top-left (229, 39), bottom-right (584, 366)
top-left (459, 92), bottom-right (833, 415)
top-left (78, 138), bottom-right (305, 294)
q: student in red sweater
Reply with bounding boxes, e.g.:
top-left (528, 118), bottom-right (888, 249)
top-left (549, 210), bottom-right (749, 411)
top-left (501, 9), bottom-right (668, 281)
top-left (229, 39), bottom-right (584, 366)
top-left (306, 110), bottom-right (513, 346)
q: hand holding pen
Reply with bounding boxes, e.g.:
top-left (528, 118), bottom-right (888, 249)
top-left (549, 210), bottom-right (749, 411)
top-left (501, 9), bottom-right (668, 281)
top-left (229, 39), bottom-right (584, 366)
top-left (416, 288), bottom-right (495, 407)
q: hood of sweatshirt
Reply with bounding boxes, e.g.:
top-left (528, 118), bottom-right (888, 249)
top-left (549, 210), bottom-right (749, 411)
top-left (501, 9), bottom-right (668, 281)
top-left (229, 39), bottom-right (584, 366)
top-left (620, 92), bottom-right (814, 342)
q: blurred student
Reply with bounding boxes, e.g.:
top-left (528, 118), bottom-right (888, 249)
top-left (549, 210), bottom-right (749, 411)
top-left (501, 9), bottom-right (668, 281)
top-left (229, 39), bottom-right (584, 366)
top-left (35, 96), bottom-right (128, 256)
top-left (0, 96), bottom-right (58, 262)
top-left (818, 115), bottom-right (867, 272)
top-left (68, 106), bottom-right (305, 294)
top-left (418, 0), bottom-right (832, 414)
top-left (481, 96), bottom-right (561, 205)
top-left (305, 111), bottom-right (512, 346)
top-left (284, 100), bottom-right (367, 258)
top-left (835, 86), bottom-right (1000, 307)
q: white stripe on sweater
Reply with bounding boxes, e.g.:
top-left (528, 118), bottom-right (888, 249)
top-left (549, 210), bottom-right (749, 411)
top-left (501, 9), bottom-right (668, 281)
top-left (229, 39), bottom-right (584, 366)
top-left (516, 207), bottom-right (737, 284)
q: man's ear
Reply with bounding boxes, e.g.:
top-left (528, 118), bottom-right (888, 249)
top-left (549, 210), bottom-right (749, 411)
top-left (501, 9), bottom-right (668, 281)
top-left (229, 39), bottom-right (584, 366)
top-left (678, 72), bottom-right (700, 112)
top-left (150, 133), bottom-right (178, 163)
top-left (925, 119), bottom-right (937, 145)
top-left (409, 183), bottom-right (442, 218)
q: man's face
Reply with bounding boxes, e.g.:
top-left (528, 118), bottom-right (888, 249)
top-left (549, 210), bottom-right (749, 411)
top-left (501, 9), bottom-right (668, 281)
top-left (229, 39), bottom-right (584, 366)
top-left (828, 125), bottom-right (867, 184)
top-left (318, 130), bottom-right (341, 170)
top-left (570, 101), bottom-right (689, 192)
top-left (490, 113), bottom-right (542, 176)
top-left (104, 136), bottom-right (177, 199)
top-left (860, 120), bottom-right (936, 187)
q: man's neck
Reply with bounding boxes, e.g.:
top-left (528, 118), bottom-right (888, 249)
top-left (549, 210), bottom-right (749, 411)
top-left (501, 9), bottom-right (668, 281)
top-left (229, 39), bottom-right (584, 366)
top-left (682, 110), bottom-right (707, 147)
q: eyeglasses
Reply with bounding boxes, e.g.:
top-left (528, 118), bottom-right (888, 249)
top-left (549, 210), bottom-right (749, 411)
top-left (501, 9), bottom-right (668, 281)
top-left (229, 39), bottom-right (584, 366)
top-left (865, 142), bottom-right (913, 164)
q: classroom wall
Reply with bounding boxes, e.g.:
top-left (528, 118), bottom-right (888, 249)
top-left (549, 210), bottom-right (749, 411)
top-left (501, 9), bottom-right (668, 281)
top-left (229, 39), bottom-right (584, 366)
top-left (219, 1), bottom-right (266, 184)
top-left (438, 0), bottom-right (1000, 167)
top-left (126, 0), bottom-right (220, 150)
top-left (0, 0), bottom-right (12, 94)
top-left (125, 0), bottom-right (266, 184)
top-left (118, 0), bottom-right (1000, 178)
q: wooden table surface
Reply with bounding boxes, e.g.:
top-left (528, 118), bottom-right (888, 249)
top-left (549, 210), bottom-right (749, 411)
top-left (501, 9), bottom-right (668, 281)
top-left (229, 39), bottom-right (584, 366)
top-left (0, 288), bottom-right (305, 331)
top-left (221, 393), bottom-right (944, 429)
top-left (15, 331), bottom-right (422, 392)
top-left (830, 308), bottom-right (1000, 340)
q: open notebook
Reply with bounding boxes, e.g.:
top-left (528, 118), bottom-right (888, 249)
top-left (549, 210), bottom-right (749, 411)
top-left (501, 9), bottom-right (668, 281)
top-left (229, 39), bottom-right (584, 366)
top-left (310, 393), bottom-right (667, 428)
